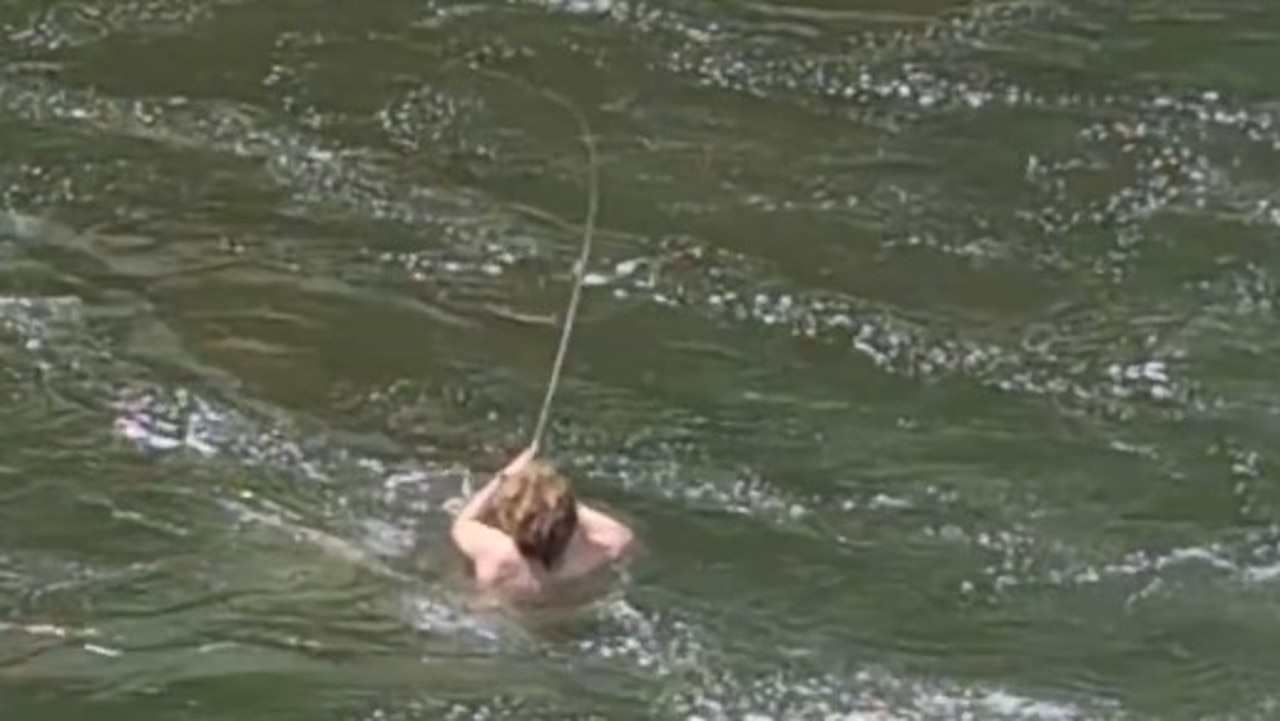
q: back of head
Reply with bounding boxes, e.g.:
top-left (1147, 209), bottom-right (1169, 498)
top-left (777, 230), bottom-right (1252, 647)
top-left (483, 459), bottom-right (578, 569)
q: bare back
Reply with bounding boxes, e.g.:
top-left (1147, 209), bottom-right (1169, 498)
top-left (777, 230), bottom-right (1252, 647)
top-left (465, 503), bottom-right (634, 604)
top-left (450, 447), bottom-right (636, 606)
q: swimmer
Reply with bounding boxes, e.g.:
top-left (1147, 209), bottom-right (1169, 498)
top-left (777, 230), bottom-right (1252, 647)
top-left (450, 445), bottom-right (636, 602)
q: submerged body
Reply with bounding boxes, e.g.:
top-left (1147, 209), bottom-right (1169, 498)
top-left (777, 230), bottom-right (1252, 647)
top-left (450, 446), bottom-right (636, 604)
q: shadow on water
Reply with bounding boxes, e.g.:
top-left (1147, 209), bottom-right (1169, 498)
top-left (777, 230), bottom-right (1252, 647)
top-left (3, 0), bottom-right (1280, 719)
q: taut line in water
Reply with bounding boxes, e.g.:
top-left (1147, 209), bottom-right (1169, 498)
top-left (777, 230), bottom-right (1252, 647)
top-left (473, 68), bottom-right (601, 453)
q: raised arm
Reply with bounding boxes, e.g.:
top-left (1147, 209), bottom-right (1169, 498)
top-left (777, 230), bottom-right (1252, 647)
top-left (578, 502), bottom-right (636, 559)
top-left (454, 444), bottom-right (536, 523)
top-left (450, 445), bottom-right (536, 575)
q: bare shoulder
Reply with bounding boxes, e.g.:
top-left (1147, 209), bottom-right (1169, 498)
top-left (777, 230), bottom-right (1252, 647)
top-left (451, 518), bottom-right (524, 583)
top-left (465, 531), bottom-right (532, 592)
top-left (474, 549), bottom-right (528, 588)
top-left (577, 502), bottom-right (637, 560)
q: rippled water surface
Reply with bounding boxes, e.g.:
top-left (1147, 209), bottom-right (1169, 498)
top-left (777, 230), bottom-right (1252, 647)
top-left (3, 0), bottom-right (1280, 719)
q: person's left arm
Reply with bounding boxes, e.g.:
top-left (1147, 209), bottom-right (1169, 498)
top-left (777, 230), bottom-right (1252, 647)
top-left (578, 502), bottom-right (636, 559)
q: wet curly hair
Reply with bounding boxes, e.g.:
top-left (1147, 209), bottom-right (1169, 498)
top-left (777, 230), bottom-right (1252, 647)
top-left (481, 459), bottom-right (578, 569)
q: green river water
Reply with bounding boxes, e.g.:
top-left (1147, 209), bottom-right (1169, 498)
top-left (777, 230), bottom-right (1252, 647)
top-left (2, 1), bottom-right (1280, 719)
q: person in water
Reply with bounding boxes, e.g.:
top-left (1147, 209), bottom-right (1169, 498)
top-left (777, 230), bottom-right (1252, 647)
top-left (450, 445), bottom-right (635, 601)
